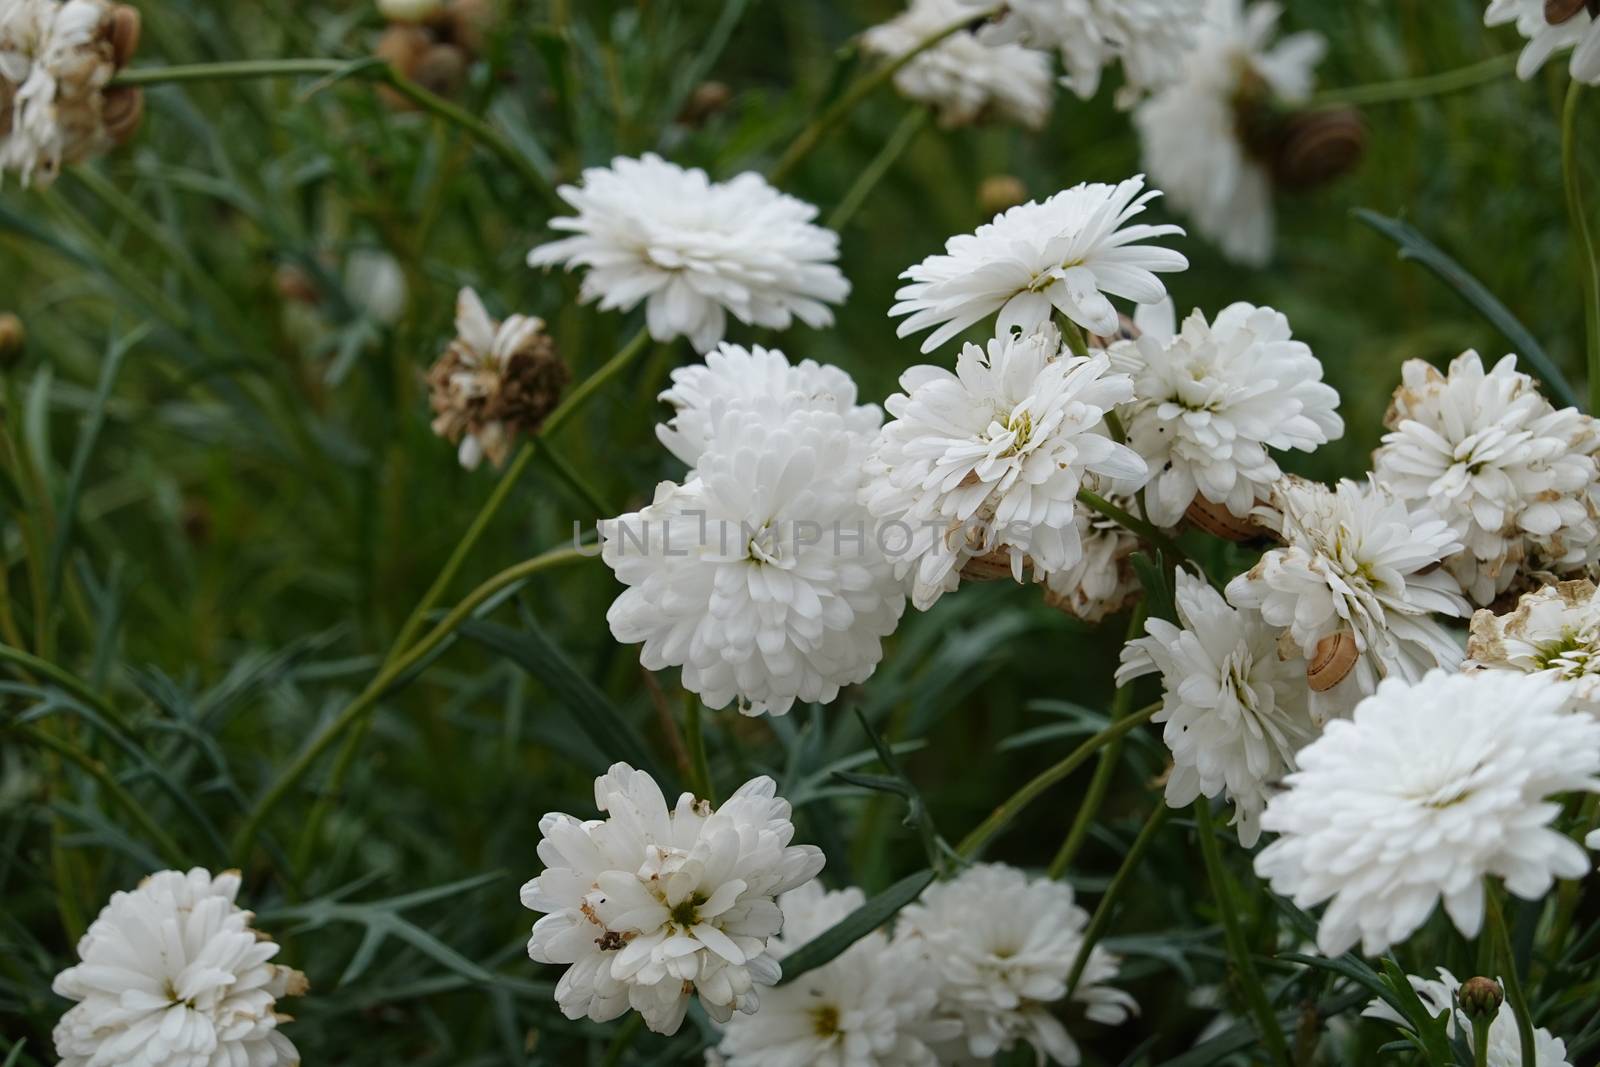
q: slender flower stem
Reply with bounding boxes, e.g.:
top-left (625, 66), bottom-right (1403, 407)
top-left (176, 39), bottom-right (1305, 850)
top-left (1065, 802), bottom-right (1171, 996)
top-left (1561, 82), bottom-right (1600, 415)
top-left (1487, 890), bottom-right (1538, 1067)
top-left (956, 702), bottom-right (1159, 858)
top-left (684, 694), bottom-right (715, 804)
top-left (1195, 800), bottom-right (1293, 1067)
top-left (231, 546), bottom-right (591, 861)
top-left (768, 7), bottom-right (999, 183)
top-left (1047, 607), bottom-right (1147, 879)
top-left (1472, 1013), bottom-right (1493, 1067)
top-left (826, 106), bottom-right (931, 230)
top-left (18, 724), bottom-right (187, 865)
top-left (1059, 317), bottom-right (1092, 359)
top-left (1077, 489), bottom-right (1194, 568)
top-left (112, 59), bottom-right (559, 206)
top-left (1309, 53), bottom-right (1517, 108)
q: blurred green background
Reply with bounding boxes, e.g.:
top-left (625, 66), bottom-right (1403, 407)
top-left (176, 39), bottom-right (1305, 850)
top-left (2, 0), bottom-right (1597, 1063)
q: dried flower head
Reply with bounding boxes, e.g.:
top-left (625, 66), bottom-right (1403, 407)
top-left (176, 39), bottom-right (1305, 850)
top-left (1469, 579), bottom-right (1600, 703)
top-left (1, 0), bottom-right (144, 186)
top-left (428, 287), bottom-right (568, 470)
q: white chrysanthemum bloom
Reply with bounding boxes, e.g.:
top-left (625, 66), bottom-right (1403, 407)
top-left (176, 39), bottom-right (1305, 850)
top-left (898, 863), bottom-right (1136, 1066)
top-left (1373, 352), bottom-right (1600, 606)
top-left (1469, 579), bottom-right (1600, 704)
top-left (710, 881), bottom-right (955, 1067)
top-left (960, 0), bottom-right (1203, 103)
top-left (1134, 0), bottom-right (1325, 265)
top-left (1255, 669), bottom-right (1600, 956)
top-left (1110, 299), bottom-right (1342, 529)
top-left (0, 0), bottom-right (124, 185)
top-left (522, 764), bottom-right (826, 1035)
top-left (1364, 968), bottom-right (1574, 1067)
top-left (1041, 484), bottom-right (1141, 622)
top-left (604, 405), bottom-right (904, 715)
top-left (1226, 477), bottom-right (1469, 722)
top-left (862, 326), bottom-right (1146, 610)
top-left (527, 154), bottom-right (850, 353)
top-left (1118, 568), bottom-right (1318, 845)
top-left (656, 344), bottom-right (882, 468)
top-left (428, 287), bottom-right (567, 470)
top-left (52, 868), bottom-right (306, 1067)
top-left (862, 0), bottom-right (1054, 129)
top-left (891, 176), bottom-right (1187, 353)
top-left (1486, 0), bottom-right (1600, 84)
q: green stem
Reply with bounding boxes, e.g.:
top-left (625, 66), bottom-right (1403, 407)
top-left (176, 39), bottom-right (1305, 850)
top-left (826, 106), bottom-right (930, 230)
top-left (1309, 53), bottom-right (1517, 108)
top-left (19, 723), bottom-right (186, 865)
top-left (684, 695), bottom-right (715, 805)
top-left (769, 7), bottom-right (997, 183)
top-left (231, 545), bottom-right (590, 861)
top-left (1195, 800), bottom-right (1292, 1067)
top-left (1059, 317), bottom-right (1092, 358)
top-left (957, 702), bottom-right (1159, 858)
top-left (1077, 489), bottom-right (1195, 569)
top-left (1487, 890), bottom-right (1538, 1067)
top-left (1472, 1014), bottom-right (1493, 1067)
top-left (1066, 802), bottom-right (1171, 996)
top-left (387, 326), bottom-right (649, 660)
top-left (1047, 606), bottom-right (1147, 879)
top-left (112, 59), bottom-right (558, 206)
top-left (1562, 82), bottom-right (1600, 415)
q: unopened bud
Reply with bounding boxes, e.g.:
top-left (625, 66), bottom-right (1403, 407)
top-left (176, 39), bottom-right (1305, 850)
top-left (0, 313), bottom-right (25, 369)
top-left (1458, 977), bottom-right (1503, 1022)
top-left (679, 81), bottom-right (733, 126)
top-left (979, 174), bottom-right (1028, 216)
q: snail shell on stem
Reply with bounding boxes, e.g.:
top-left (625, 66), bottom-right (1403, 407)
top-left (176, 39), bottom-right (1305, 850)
top-left (1306, 631), bottom-right (1359, 692)
top-left (1184, 496), bottom-right (1263, 543)
top-left (960, 548), bottom-right (1023, 583)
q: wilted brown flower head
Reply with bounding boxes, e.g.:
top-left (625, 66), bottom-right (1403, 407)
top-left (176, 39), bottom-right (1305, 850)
top-left (0, 0), bottom-right (144, 186)
top-left (428, 287), bottom-right (568, 470)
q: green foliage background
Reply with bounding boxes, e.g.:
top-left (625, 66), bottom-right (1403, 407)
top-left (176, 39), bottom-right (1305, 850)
top-left (2, 0), bottom-right (1598, 1063)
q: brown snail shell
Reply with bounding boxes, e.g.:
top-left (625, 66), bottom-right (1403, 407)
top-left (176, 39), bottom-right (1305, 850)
top-left (1306, 631), bottom-right (1359, 692)
top-left (1184, 496), bottom-right (1263, 543)
top-left (960, 548), bottom-right (1022, 583)
top-left (102, 86), bottom-right (145, 145)
top-left (1545, 0), bottom-right (1598, 24)
top-left (1272, 107), bottom-right (1367, 192)
top-left (105, 5), bottom-right (141, 69)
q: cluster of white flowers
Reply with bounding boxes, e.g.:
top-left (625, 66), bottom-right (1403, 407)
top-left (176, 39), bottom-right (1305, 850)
top-left (1, 0), bottom-right (141, 185)
top-left (1486, 0), bottom-right (1600, 84)
top-left (1254, 669), bottom-right (1600, 956)
top-left (1109, 299), bottom-right (1342, 529)
top-left (959, 0), bottom-right (1204, 104)
top-left (1365, 969), bottom-right (1575, 1067)
top-left (528, 154), bottom-right (850, 352)
top-left (601, 344), bottom-right (904, 717)
top-left (52, 868), bottom-right (305, 1066)
top-left (523, 764), bottom-right (826, 1034)
top-left (1135, 0), bottom-right (1326, 265)
top-left (1373, 351), bottom-right (1600, 606)
top-left (862, 0), bottom-right (1054, 130)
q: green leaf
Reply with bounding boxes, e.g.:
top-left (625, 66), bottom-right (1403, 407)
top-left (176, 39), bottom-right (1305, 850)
top-left (775, 868), bottom-right (936, 986)
top-left (1355, 209), bottom-right (1581, 410)
top-left (456, 618), bottom-right (658, 779)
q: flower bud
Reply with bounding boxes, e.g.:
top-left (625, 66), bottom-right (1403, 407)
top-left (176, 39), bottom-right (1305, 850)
top-left (679, 81), bottom-right (733, 127)
top-left (978, 174), bottom-right (1028, 216)
top-left (1458, 976), bottom-right (1503, 1022)
top-left (0, 313), bottom-right (25, 369)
